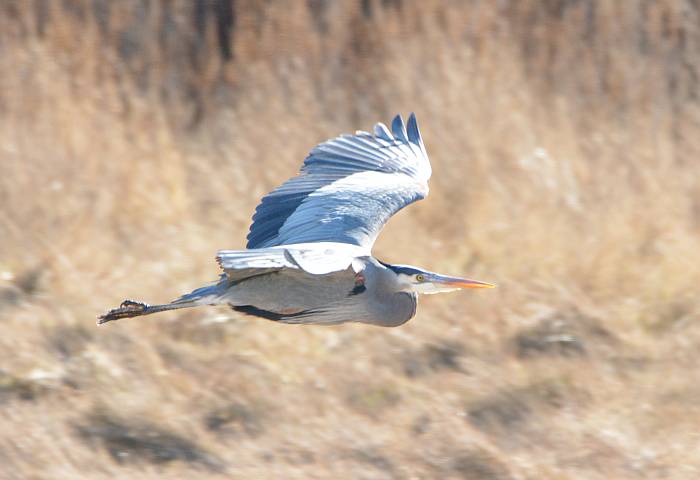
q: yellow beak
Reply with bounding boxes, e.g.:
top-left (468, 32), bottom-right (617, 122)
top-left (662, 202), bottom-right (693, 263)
top-left (437, 276), bottom-right (496, 289)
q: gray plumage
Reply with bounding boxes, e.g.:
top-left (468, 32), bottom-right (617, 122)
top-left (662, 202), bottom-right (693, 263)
top-left (246, 113), bottom-right (430, 249)
top-left (99, 114), bottom-right (493, 327)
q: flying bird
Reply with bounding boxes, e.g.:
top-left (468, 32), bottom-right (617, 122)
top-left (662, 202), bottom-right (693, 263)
top-left (99, 114), bottom-right (494, 327)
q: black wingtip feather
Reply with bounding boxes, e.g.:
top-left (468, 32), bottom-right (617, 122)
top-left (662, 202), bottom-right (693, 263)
top-left (391, 114), bottom-right (408, 143)
top-left (406, 113), bottom-right (421, 146)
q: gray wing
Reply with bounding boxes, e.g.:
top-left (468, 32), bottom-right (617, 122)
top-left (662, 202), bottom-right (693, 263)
top-left (246, 113), bottom-right (431, 250)
top-left (216, 242), bottom-right (367, 281)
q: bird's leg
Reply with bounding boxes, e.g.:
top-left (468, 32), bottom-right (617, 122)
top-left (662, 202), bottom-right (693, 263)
top-left (98, 300), bottom-right (150, 324)
top-left (98, 295), bottom-right (205, 324)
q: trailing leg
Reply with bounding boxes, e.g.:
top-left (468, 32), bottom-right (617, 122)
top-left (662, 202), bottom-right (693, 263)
top-left (98, 279), bottom-right (229, 324)
top-left (98, 299), bottom-right (198, 324)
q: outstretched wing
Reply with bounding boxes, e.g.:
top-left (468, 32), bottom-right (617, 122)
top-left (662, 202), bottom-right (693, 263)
top-left (246, 113), bottom-right (431, 250)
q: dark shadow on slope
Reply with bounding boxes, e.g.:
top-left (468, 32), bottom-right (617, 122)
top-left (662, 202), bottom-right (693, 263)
top-left (204, 401), bottom-right (265, 438)
top-left (402, 340), bottom-right (467, 378)
top-left (447, 449), bottom-right (514, 480)
top-left (466, 379), bottom-right (588, 446)
top-left (511, 309), bottom-right (616, 359)
top-left (75, 412), bottom-right (224, 472)
top-left (0, 370), bottom-right (49, 403)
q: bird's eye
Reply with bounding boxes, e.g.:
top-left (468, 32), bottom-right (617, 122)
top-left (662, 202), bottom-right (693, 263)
top-left (415, 274), bottom-right (425, 282)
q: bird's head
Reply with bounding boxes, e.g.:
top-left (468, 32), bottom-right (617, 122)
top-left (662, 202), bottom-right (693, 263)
top-left (384, 263), bottom-right (495, 295)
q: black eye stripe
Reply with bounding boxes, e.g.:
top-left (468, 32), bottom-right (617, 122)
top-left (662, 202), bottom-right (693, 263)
top-left (380, 261), bottom-right (430, 279)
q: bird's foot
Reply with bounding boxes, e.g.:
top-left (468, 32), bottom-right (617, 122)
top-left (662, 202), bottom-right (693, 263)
top-left (350, 273), bottom-right (366, 295)
top-left (354, 273), bottom-right (365, 286)
top-left (98, 300), bottom-right (149, 324)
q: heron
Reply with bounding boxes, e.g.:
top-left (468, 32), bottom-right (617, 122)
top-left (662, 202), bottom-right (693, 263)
top-left (99, 114), bottom-right (494, 327)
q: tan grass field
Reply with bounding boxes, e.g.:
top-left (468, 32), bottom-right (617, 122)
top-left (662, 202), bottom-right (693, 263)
top-left (1, 1), bottom-right (700, 478)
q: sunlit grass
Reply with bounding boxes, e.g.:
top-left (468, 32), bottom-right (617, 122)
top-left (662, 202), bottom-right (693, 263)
top-left (1, 1), bottom-right (699, 478)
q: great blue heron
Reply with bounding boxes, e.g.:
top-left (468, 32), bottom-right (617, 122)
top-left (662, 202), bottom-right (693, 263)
top-left (99, 114), bottom-right (494, 327)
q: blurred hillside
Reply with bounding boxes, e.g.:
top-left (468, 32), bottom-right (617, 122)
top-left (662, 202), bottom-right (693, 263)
top-left (1, 1), bottom-right (700, 479)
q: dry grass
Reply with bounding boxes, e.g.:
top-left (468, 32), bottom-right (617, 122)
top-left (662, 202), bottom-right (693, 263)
top-left (1, 1), bottom-right (700, 478)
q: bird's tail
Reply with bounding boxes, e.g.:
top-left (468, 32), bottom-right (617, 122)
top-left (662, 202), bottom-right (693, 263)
top-left (98, 278), bottom-right (228, 325)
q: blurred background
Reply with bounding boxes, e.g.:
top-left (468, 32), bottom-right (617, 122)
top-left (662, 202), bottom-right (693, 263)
top-left (1, 1), bottom-right (700, 478)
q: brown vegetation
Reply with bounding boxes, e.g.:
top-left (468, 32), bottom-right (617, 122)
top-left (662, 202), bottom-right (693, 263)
top-left (1, 1), bottom-right (699, 478)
